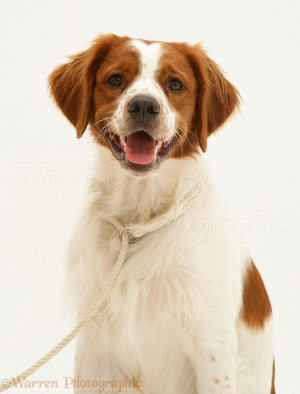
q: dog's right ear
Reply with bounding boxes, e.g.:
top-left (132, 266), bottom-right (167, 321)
top-left (48, 34), bottom-right (126, 138)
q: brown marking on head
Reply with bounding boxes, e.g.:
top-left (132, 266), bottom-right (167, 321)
top-left (210, 355), bottom-right (216, 362)
top-left (239, 259), bottom-right (272, 330)
top-left (48, 34), bottom-right (129, 138)
top-left (161, 41), bottom-right (240, 153)
top-left (91, 41), bottom-right (140, 146)
top-left (155, 43), bottom-right (198, 157)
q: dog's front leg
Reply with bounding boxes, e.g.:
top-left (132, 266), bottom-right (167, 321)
top-left (191, 340), bottom-right (257, 394)
top-left (190, 338), bottom-right (238, 394)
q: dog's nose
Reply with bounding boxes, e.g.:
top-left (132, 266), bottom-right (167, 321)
top-left (127, 95), bottom-right (160, 123)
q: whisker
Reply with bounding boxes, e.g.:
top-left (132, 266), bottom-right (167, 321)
top-left (175, 123), bottom-right (198, 152)
top-left (89, 116), bottom-right (114, 130)
top-left (174, 130), bottom-right (184, 157)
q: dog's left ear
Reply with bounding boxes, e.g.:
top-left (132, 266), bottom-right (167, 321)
top-left (188, 44), bottom-right (241, 152)
top-left (48, 34), bottom-right (126, 138)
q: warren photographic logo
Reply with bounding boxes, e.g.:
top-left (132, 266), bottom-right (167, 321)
top-left (1, 376), bottom-right (142, 393)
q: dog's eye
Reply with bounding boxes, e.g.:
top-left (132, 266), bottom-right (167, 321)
top-left (108, 74), bottom-right (123, 87)
top-left (169, 79), bottom-right (183, 91)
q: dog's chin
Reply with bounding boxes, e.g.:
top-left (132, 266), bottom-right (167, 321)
top-left (106, 130), bottom-right (175, 175)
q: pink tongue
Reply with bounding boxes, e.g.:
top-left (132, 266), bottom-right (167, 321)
top-left (126, 131), bottom-right (156, 165)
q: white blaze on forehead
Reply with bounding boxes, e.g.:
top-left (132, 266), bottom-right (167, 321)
top-left (130, 39), bottom-right (162, 79)
top-left (113, 39), bottom-right (176, 140)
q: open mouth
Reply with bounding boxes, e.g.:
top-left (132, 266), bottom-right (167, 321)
top-left (107, 130), bottom-right (175, 172)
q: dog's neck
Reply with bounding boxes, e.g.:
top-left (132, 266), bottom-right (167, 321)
top-left (88, 146), bottom-right (211, 225)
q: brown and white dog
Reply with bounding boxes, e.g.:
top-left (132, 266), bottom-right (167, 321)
top-left (49, 34), bottom-right (275, 393)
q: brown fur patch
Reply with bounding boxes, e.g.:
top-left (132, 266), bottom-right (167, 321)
top-left (48, 34), bottom-right (129, 138)
top-left (169, 42), bottom-right (240, 153)
top-left (239, 260), bottom-right (272, 330)
top-left (91, 41), bottom-right (140, 146)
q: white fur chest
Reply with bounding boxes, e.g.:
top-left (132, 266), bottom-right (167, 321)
top-left (66, 155), bottom-right (243, 393)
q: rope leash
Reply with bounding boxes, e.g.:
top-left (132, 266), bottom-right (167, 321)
top-left (0, 188), bottom-right (201, 392)
top-left (0, 230), bottom-right (128, 392)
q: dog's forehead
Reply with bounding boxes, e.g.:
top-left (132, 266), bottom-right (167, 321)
top-left (129, 39), bottom-right (162, 78)
top-left (127, 39), bottom-right (194, 81)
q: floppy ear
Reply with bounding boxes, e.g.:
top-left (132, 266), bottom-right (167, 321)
top-left (188, 44), bottom-right (240, 152)
top-left (48, 34), bottom-right (125, 138)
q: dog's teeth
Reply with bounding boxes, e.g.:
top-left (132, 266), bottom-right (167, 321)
top-left (120, 136), bottom-right (126, 146)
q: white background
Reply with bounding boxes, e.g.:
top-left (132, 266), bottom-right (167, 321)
top-left (0, 0), bottom-right (299, 393)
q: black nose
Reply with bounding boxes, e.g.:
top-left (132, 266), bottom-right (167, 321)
top-left (127, 95), bottom-right (160, 123)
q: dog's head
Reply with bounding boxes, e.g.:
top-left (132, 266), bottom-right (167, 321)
top-left (49, 34), bottom-right (240, 174)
